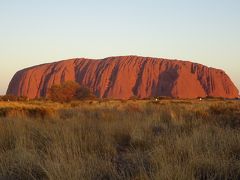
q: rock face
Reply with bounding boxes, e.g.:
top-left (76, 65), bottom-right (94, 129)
top-left (7, 56), bottom-right (239, 99)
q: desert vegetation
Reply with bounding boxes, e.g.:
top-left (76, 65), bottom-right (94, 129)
top-left (0, 99), bottom-right (239, 179)
top-left (47, 81), bottom-right (95, 102)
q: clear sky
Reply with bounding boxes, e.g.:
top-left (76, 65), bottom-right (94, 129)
top-left (0, 0), bottom-right (239, 95)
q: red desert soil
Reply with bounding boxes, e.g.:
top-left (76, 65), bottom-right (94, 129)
top-left (7, 56), bottom-right (239, 99)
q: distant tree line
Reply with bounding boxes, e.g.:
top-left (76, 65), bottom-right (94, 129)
top-left (0, 95), bottom-right (28, 101)
top-left (0, 81), bottom-right (95, 102)
top-left (1, 82), bottom-right (238, 102)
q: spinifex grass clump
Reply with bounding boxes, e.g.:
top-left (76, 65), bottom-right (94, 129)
top-left (0, 100), bottom-right (239, 179)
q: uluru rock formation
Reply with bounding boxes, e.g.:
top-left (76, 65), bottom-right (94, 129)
top-left (7, 56), bottom-right (239, 99)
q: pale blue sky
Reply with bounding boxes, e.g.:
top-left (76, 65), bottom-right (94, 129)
top-left (0, 0), bottom-right (239, 95)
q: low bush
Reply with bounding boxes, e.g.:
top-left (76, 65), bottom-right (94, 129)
top-left (0, 95), bottom-right (28, 102)
top-left (75, 86), bottom-right (95, 100)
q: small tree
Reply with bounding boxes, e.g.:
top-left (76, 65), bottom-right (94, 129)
top-left (48, 81), bottom-right (95, 102)
top-left (48, 81), bottom-right (80, 102)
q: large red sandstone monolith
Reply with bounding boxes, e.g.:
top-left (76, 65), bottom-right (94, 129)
top-left (7, 56), bottom-right (239, 99)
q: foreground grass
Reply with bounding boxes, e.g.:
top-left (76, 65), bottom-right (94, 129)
top-left (0, 100), bottom-right (239, 179)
